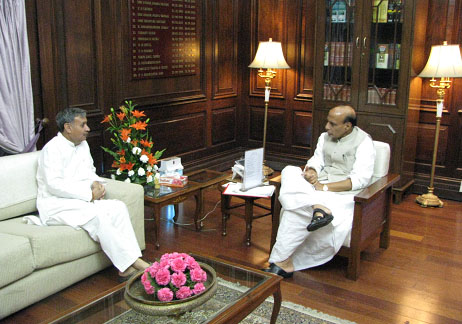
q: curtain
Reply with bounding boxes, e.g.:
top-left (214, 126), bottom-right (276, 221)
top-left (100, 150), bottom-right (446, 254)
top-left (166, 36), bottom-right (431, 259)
top-left (0, 0), bottom-right (34, 154)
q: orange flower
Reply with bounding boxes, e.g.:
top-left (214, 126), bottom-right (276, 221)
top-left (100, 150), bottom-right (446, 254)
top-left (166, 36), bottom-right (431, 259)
top-left (132, 110), bottom-right (146, 118)
top-left (125, 162), bottom-right (135, 170)
top-left (117, 149), bottom-right (125, 156)
top-left (117, 112), bottom-right (126, 121)
top-left (101, 114), bottom-right (112, 123)
top-left (146, 171), bottom-right (153, 177)
top-left (119, 156), bottom-right (126, 163)
top-left (120, 128), bottom-right (131, 142)
top-left (130, 121), bottom-right (147, 130)
top-left (132, 139), bottom-right (139, 147)
top-left (140, 139), bottom-right (153, 148)
top-left (148, 153), bottom-right (157, 166)
top-left (111, 161), bottom-right (119, 168)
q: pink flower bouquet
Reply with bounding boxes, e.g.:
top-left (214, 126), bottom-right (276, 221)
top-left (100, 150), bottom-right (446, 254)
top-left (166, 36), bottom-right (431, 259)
top-left (141, 253), bottom-right (208, 302)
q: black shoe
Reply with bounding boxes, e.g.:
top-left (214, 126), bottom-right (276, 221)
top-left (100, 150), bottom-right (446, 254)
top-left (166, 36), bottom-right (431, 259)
top-left (307, 208), bottom-right (334, 232)
top-left (262, 263), bottom-right (293, 278)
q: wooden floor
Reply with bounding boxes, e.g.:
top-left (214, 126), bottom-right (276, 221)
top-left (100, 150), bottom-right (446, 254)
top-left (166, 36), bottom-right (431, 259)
top-left (2, 189), bottom-right (462, 324)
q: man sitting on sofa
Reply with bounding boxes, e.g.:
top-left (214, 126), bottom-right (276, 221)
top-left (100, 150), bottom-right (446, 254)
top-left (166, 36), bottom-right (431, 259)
top-left (36, 107), bottom-right (149, 280)
top-left (264, 105), bottom-right (375, 278)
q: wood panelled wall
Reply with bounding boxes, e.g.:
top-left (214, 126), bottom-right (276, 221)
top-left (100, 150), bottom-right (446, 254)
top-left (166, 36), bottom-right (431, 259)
top-left (413, 0), bottom-right (462, 200)
top-left (26, 0), bottom-right (462, 199)
top-left (28, 0), bottom-right (244, 174)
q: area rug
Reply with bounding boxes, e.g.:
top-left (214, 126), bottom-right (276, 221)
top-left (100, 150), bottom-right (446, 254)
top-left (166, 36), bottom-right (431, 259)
top-left (108, 278), bottom-right (356, 324)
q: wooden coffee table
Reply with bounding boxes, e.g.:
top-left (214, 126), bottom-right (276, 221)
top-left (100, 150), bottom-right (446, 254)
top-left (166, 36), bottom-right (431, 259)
top-left (45, 253), bottom-right (283, 324)
top-left (144, 169), bottom-right (230, 249)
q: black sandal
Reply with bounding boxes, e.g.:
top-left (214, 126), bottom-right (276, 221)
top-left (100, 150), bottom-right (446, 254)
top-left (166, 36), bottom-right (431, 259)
top-left (307, 208), bottom-right (334, 232)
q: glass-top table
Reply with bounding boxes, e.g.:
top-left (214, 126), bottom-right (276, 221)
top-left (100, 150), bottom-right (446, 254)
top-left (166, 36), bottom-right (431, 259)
top-left (45, 254), bottom-right (282, 324)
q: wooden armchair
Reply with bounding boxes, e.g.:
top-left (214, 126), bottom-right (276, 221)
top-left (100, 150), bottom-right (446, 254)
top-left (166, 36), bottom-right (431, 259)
top-left (269, 141), bottom-right (400, 280)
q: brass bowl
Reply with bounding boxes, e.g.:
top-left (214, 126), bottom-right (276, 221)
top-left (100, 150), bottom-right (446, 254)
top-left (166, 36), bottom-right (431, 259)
top-left (124, 262), bottom-right (217, 316)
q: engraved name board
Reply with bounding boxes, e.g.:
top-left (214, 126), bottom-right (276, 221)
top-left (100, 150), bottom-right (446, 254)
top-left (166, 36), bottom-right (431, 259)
top-left (130, 0), bottom-right (197, 79)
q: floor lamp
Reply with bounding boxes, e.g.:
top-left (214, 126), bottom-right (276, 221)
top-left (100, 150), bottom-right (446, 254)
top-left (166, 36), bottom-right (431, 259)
top-left (416, 41), bottom-right (462, 207)
top-left (248, 38), bottom-right (290, 176)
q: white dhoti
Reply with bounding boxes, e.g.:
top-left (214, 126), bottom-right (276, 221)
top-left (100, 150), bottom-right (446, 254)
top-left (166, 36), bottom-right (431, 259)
top-left (269, 166), bottom-right (355, 271)
top-left (39, 199), bottom-right (141, 272)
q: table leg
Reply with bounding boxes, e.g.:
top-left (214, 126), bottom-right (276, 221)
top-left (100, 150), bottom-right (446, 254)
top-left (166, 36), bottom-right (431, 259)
top-left (194, 191), bottom-right (202, 231)
top-left (270, 284), bottom-right (282, 324)
top-left (153, 204), bottom-right (161, 249)
top-left (244, 198), bottom-right (254, 246)
top-left (221, 194), bottom-right (231, 236)
top-left (270, 187), bottom-right (281, 251)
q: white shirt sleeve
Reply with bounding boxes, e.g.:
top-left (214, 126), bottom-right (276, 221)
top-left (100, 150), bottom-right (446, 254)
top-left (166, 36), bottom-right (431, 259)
top-left (349, 137), bottom-right (376, 191)
top-left (306, 133), bottom-right (326, 175)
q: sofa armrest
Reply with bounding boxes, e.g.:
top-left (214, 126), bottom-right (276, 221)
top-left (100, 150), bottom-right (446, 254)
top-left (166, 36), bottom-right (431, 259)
top-left (103, 179), bottom-right (145, 250)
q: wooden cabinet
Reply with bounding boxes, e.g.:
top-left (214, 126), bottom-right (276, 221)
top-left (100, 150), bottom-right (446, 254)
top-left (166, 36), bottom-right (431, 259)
top-left (312, 0), bottom-right (427, 197)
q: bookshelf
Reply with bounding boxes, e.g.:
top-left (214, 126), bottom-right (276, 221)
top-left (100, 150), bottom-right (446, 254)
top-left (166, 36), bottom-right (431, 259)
top-left (313, 0), bottom-right (428, 200)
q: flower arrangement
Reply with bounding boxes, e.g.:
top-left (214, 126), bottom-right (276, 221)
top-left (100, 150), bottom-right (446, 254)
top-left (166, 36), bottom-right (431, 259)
top-left (101, 100), bottom-right (164, 185)
top-left (141, 252), bottom-right (208, 302)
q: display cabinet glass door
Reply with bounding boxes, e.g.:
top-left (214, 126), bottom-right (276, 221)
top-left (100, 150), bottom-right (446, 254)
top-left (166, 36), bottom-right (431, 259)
top-left (362, 0), bottom-right (403, 107)
top-left (322, 0), bottom-right (356, 103)
top-left (322, 0), bottom-right (404, 108)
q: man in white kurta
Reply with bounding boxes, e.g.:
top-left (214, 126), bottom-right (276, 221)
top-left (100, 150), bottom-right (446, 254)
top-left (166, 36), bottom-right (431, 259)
top-left (265, 105), bottom-right (375, 277)
top-left (36, 108), bottom-right (149, 278)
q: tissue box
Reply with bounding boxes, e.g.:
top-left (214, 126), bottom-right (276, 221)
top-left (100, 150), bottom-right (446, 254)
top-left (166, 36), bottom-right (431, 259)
top-left (159, 175), bottom-right (188, 188)
top-left (159, 156), bottom-right (184, 176)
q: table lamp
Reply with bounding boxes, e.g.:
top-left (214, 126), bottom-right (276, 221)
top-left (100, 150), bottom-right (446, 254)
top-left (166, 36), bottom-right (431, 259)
top-left (249, 38), bottom-right (290, 176)
top-left (416, 41), bottom-right (462, 207)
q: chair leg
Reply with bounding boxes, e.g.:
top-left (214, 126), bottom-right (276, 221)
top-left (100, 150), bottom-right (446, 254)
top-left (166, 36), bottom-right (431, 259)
top-left (221, 194), bottom-right (231, 236)
top-left (346, 249), bottom-right (360, 280)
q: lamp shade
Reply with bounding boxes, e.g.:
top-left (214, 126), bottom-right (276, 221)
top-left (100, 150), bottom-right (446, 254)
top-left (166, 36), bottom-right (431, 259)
top-left (248, 38), bottom-right (290, 69)
top-left (418, 42), bottom-right (462, 78)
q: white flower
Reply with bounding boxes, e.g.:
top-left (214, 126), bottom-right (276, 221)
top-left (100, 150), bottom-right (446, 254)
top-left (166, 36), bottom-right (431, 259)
top-left (140, 154), bottom-right (149, 163)
top-left (146, 165), bottom-right (152, 172)
top-left (132, 146), bottom-right (141, 155)
top-left (147, 175), bottom-right (153, 183)
top-left (153, 165), bottom-right (159, 171)
top-left (128, 170), bottom-right (135, 177)
top-left (124, 178), bottom-right (131, 183)
top-left (111, 174), bottom-right (115, 180)
top-left (126, 137), bottom-right (131, 143)
top-left (138, 167), bottom-right (146, 176)
top-left (116, 168), bottom-right (122, 175)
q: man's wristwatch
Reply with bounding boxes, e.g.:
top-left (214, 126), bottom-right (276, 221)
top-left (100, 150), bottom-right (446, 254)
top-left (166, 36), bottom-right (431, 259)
top-left (322, 184), bottom-right (328, 192)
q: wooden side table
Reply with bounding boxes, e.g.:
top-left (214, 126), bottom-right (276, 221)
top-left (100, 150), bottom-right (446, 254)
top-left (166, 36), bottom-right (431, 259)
top-left (220, 180), bottom-right (278, 246)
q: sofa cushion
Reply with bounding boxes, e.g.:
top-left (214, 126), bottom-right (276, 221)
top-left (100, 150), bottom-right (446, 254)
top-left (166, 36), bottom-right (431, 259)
top-left (0, 217), bottom-right (102, 269)
top-left (0, 233), bottom-right (35, 289)
top-left (0, 151), bottom-right (40, 221)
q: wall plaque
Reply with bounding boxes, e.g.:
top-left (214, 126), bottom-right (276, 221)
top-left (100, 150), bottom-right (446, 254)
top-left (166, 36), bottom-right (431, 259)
top-left (130, 0), bottom-right (198, 79)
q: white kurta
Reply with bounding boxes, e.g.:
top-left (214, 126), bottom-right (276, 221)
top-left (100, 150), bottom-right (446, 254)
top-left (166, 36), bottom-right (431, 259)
top-left (269, 131), bottom-right (375, 271)
top-left (36, 133), bottom-right (142, 272)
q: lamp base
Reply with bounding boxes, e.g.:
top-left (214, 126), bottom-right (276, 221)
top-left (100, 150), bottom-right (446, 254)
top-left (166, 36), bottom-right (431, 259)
top-left (416, 192), bottom-right (444, 208)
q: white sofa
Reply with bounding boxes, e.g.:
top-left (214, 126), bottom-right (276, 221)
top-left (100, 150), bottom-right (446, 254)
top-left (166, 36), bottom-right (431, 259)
top-left (0, 151), bottom-right (146, 319)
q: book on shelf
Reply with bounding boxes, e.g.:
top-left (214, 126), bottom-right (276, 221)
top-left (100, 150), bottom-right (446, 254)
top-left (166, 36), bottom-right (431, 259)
top-left (372, 0), bottom-right (389, 23)
top-left (367, 87), bottom-right (397, 105)
top-left (376, 44), bottom-right (389, 69)
top-left (331, 1), bottom-right (347, 23)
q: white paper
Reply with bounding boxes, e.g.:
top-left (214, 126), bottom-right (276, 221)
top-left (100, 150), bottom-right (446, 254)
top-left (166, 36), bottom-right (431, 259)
top-left (223, 182), bottom-right (275, 198)
top-left (243, 148), bottom-right (264, 191)
top-left (265, 87), bottom-right (270, 102)
top-left (436, 100), bottom-right (443, 117)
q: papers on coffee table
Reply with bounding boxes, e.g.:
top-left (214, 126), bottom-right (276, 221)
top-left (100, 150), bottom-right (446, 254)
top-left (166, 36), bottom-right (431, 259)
top-left (223, 182), bottom-right (275, 198)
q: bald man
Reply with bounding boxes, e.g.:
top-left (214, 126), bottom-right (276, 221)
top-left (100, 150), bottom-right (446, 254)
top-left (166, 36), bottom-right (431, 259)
top-left (264, 105), bottom-right (376, 278)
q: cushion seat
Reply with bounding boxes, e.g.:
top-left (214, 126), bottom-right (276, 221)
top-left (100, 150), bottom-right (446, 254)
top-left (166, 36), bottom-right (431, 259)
top-left (0, 217), bottom-right (101, 269)
top-left (0, 233), bottom-right (34, 289)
